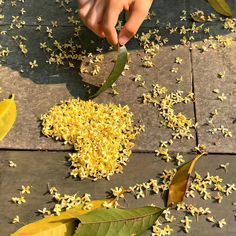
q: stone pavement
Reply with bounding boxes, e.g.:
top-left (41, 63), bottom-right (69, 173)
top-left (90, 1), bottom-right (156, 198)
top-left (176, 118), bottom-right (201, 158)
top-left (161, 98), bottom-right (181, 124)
top-left (0, 0), bottom-right (236, 235)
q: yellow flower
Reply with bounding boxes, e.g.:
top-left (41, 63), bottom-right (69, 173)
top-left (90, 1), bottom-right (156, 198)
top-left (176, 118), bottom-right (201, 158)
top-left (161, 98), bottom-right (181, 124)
top-left (9, 160), bottom-right (17, 167)
top-left (214, 192), bottom-right (223, 203)
top-left (41, 99), bottom-right (141, 180)
top-left (175, 57), bottom-right (183, 64)
top-left (12, 215), bottom-right (20, 224)
top-left (21, 185), bottom-right (31, 194)
top-left (218, 218), bottom-right (226, 228)
top-left (29, 60), bottom-right (38, 68)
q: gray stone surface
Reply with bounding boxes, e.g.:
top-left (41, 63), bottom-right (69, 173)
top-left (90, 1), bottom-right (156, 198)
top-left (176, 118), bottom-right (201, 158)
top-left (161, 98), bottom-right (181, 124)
top-left (188, 0), bottom-right (236, 153)
top-left (0, 25), bottom-right (196, 152)
top-left (0, 151), bottom-right (235, 236)
top-left (140, 0), bottom-right (188, 28)
top-left (191, 35), bottom-right (236, 153)
top-left (0, 1), bottom-right (236, 236)
top-left (92, 45), bottom-right (196, 152)
top-left (0, 0), bottom-right (77, 26)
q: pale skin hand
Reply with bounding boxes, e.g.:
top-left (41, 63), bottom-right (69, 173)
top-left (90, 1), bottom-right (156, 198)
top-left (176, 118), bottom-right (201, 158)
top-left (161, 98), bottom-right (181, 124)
top-left (77, 0), bottom-right (153, 46)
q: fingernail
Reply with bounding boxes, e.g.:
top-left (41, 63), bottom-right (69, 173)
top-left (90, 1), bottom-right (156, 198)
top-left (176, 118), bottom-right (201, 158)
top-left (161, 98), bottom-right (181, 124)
top-left (119, 36), bottom-right (129, 45)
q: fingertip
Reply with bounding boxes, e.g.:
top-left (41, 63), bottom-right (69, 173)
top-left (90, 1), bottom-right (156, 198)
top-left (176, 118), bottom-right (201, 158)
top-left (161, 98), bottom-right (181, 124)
top-left (107, 37), bottom-right (118, 47)
top-left (103, 26), bottom-right (118, 46)
top-left (118, 26), bottom-right (134, 45)
top-left (118, 34), bottom-right (130, 45)
top-left (97, 30), bottom-right (105, 38)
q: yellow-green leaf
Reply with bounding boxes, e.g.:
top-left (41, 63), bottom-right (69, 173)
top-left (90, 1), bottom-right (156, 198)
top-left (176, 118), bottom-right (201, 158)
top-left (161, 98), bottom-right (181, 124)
top-left (167, 152), bottom-right (207, 207)
top-left (74, 206), bottom-right (164, 236)
top-left (208, 0), bottom-right (233, 17)
top-left (0, 94), bottom-right (17, 141)
top-left (11, 200), bottom-right (109, 236)
top-left (90, 45), bottom-right (128, 98)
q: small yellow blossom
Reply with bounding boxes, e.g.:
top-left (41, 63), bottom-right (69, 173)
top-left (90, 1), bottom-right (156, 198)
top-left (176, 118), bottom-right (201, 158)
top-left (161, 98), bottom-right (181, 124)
top-left (11, 196), bottom-right (26, 205)
top-left (133, 74), bottom-right (142, 82)
top-left (219, 163), bottom-right (229, 173)
top-left (207, 216), bottom-right (216, 223)
top-left (38, 208), bottom-right (51, 215)
top-left (9, 160), bottom-right (17, 167)
top-left (171, 67), bottom-right (178, 73)
top-left (214, 192), bottom-right (223, 203)
top-left (218, 218), bottom-right (226, 228)
top-left (12, 215), bottom-right (20, 224)
top-left (217, 71), bottom-right (225, 79)
top-left (21, 185), bottom-right (31, 194)
top-left (29, 60), bottom-right (38, 68)
top-left (181, 216), bottom-right (192, 233)
top-left (175, 57), bottom-right (183, 64)
top-left (217, 93), bottom-right (227, 102)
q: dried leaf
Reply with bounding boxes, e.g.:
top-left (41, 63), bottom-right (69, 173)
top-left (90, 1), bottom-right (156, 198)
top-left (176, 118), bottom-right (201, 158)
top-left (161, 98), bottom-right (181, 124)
top-left (90, 45), bottom-right (128, 98)
top-left (11, 200), bottom-right (108, 236)
top-left (167, 152), bottom-right (207, 207)
top-left (74, 206), bottom-right (164, 236)
top-left (208, 0), bottom-right (233, 17)
top-left (0, 94), bottom-right (16, 141)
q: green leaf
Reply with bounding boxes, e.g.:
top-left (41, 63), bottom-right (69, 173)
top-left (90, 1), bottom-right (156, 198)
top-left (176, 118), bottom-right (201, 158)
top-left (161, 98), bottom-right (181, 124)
top-left (208, 0), bottom-right (233, 17)
top-left (74, 206), bottom-right (164, 236)
top-left (0, 94), bottom-right (17, 141)
top-left (11, 200), bottom-right (109, 236)
top-left (90, 45), bottom-right (128, 98)
top-left (167, 152), bottom-right (207, 207)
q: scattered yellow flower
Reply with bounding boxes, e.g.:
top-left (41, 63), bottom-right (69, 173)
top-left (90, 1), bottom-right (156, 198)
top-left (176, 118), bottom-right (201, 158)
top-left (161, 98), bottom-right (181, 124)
top-left (29, 60), bottom-right (38, 68)
top-left (9, 160), bottom-right (17, 167)
top-left (12, 215), bottom-right (20, 224)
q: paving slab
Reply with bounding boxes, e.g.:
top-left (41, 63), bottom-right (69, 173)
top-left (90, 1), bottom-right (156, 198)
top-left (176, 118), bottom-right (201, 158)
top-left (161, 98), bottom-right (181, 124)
top-left (0, 151), bottom-right (235, 235)
top-left (191, 34), bottom-right (236, 153)
top-left (0, 26), bottom-right (103, 150)
top-left (0, 0), bottom-right (75, 26)
top-left (0, 24), bottom-right (196, 152)
top-left (188, 0), bottom-right (236, 153)
top-left (90, 43), bottom-right (196, 152)
top-left (141, 0), bottom-right (188, 28)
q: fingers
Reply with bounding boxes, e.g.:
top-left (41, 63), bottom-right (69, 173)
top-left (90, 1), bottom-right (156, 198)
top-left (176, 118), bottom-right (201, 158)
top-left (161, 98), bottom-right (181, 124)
top-left (119, 0), bottom-right (153, 45)
top-left (85, 1), bottom-right (106, 38)
top-left (77, 0), bottom-right (90, 9)
top-left (78, 0), bottom-right (105, 38)
top-left (102, 0), bottom-right (123, 46)
top-left (78, 0), bottom-right (152, 46)
top-left (78, 0), bottom-right (94, 22)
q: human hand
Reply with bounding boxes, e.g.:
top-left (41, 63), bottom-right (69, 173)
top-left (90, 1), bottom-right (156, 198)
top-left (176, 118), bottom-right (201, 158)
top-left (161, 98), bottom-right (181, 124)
top-left (77, 0), bottom-right (153, 46)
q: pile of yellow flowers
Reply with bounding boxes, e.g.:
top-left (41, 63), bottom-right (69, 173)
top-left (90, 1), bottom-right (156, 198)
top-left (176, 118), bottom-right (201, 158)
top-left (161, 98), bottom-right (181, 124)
top-left (41, 99), bottom-right (141, 181)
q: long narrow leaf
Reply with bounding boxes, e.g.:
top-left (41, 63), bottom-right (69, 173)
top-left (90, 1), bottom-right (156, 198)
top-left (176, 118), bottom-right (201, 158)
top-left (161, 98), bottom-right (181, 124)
top-left (167, 152), bottom-right (207, 207)
top-left (11, 200), bottom-right (108, 236)
top-left (0, 94), bottom-right (16, 141)
top-left (74, 206), bottom-right (164, 236)
top-left (90, 45), bottom-right (128, 98)
top-left (208, 0), bottom-right (233, 17)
